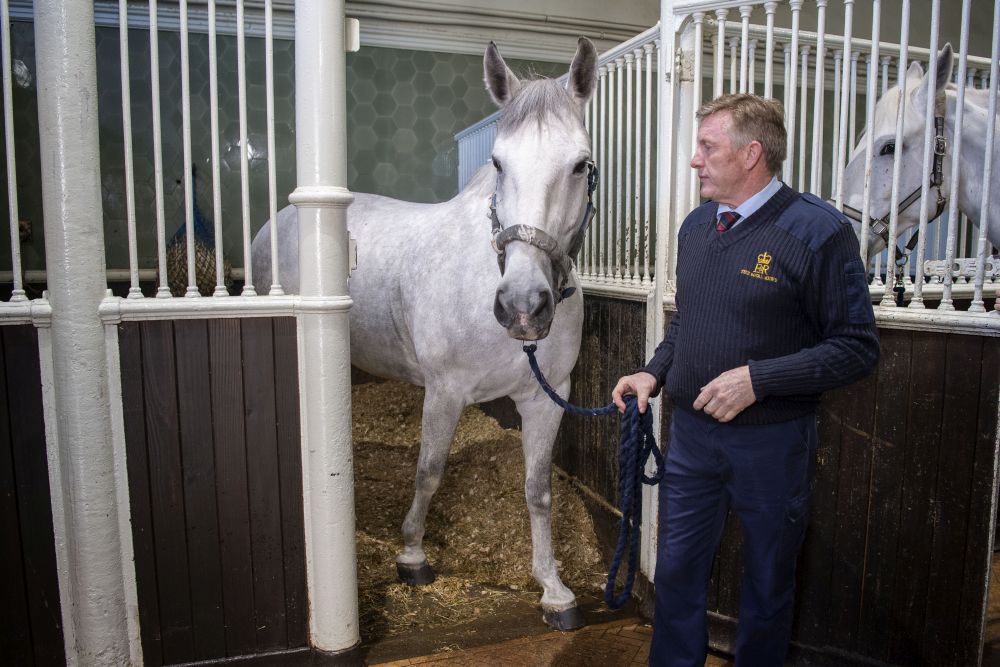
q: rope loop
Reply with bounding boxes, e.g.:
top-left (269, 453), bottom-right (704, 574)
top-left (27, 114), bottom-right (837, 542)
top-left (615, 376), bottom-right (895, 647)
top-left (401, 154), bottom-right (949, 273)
top-left (522, 344), bottom-right (663, 609)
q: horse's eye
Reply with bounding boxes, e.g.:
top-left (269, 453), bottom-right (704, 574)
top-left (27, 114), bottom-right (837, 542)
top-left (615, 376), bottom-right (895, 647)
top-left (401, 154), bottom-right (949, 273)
top-left (879, 142), bottom-right (895, 156)
top-left (492, 157), bottom-right (503, 173)
top-left (573, 160), bottom-right (589, 175)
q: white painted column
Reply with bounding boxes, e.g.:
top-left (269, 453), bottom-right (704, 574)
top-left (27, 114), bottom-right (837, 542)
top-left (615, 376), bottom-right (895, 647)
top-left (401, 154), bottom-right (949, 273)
top-left (32, 0), bottom-right (137, 663)
top-left (289, 0), bottom-right (361, 657)
top-left (643, 0), bottom-right (678, 587)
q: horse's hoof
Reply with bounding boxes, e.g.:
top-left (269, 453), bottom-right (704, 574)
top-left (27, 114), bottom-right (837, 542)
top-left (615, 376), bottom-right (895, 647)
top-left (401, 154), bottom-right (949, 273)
top-left (396, 560), bottom-right (436, 586)
top-left (542, 605), bottom-right (585, 631)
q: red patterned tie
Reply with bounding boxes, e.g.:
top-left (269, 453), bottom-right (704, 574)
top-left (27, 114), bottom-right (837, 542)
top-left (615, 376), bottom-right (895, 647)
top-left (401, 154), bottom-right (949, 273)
top-left (716, 210), bottom-right (740, 233)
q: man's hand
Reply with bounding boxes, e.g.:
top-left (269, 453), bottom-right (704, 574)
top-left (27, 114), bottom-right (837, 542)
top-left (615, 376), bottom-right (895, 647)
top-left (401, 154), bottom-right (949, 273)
top-left (693, 365), bottom-right (756, 422)
top-left (612, 371), bottom-right (659, 414)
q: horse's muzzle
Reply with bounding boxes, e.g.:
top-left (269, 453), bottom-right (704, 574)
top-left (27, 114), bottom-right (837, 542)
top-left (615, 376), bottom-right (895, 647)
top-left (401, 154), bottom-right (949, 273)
top-left (494, 289), bottom-right (554, 340)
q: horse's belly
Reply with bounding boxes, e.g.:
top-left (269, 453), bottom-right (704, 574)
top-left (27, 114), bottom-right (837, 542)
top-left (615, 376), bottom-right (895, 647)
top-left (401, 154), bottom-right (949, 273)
top-left (348, 301), bottom-right (424, 385)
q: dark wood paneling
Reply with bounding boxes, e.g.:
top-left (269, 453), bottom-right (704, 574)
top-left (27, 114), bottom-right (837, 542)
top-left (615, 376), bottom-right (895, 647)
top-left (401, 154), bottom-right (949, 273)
top-left (241, 318), bottom-right (288, 651)
top-left (961, 335), bottom-right (1000, 666)
top-left (0, 328), bottom-right (33, 665)
top-left (887, 331), bottom-right (945, 664)
top-left (208, 319), bottom-right (256, 656)
top-left (122, 317), bottom-right (306, 666)
top-left (141, 319), bottom-right (196, 664)
top-left (0, 325), bottom-right (65, 666)
top-left (856, 328), bottom-right (910, 660)
top-left (828, 364), bottom-right (877, 652)
top-left (922, 335), bottom-right (984, 665)
top-left (174, 320), bottom-right (227, 659)
top-left (120, 321), bottom-right (164, 666)
top-left (556, 296), bottom-right (647, 509)
top-left (273, 317), bottom-right (308, 649)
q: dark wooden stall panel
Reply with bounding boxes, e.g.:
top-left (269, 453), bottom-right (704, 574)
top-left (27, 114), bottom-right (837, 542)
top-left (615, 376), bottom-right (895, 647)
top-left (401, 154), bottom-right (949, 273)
top-left (120, 317), bottom-right (307, 666)
top-left (0, 325), bottom-right (65, 666)
top-left (555, 296), bottom-right (648, 508)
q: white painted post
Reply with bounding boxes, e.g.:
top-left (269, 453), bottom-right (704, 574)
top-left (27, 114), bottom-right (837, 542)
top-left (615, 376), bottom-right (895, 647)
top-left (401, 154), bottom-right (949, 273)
top-left (33, 0), bottom-right (138, 663)
top-left (290, 0), bottom-right (361, 658)
top-left (643, 0), bottom-right (678, 587)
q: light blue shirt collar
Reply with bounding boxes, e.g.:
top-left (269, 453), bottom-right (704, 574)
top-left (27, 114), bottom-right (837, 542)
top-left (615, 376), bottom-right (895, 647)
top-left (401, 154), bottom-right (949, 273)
top-left (716, 176), bottom-right (782, 230)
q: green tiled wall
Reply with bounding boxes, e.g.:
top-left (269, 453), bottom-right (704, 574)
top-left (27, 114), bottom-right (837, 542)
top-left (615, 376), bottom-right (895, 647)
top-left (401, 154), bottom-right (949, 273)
top-left (0, 22), bottom-right (563, 272)
top-left (346, 47), bottom-right (561, 204)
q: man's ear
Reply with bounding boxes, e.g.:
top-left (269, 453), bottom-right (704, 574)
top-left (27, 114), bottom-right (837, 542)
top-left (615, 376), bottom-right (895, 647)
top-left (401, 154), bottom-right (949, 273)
top-left (744, 141), bottom-right (764, 171)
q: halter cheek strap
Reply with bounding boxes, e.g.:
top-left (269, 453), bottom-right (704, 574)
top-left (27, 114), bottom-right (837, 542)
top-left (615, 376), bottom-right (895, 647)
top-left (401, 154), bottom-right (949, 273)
top-left (840, 92), bottom-right (948, 267)
top-left (489, 161), bottom-right (600, 302)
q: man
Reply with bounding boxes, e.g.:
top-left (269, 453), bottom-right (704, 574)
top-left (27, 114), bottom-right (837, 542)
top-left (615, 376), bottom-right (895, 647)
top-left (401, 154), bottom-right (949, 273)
top-left (612, 94), bottom-right (879, 666)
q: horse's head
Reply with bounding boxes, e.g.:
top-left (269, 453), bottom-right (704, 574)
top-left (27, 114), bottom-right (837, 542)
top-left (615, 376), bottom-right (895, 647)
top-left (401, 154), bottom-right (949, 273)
top-left (841, 44), bottom-right (954, 258)
top-left (484, 38), bottom-right (598, 341)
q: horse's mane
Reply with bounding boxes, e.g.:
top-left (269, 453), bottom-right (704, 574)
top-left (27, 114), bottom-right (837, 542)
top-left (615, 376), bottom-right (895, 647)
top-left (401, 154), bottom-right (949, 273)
top-left (498, 78), bottom-right (579, 133)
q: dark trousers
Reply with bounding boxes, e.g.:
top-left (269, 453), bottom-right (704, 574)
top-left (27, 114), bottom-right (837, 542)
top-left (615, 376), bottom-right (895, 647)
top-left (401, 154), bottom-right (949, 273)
top-left (648, 408), bottom-right (817, 667)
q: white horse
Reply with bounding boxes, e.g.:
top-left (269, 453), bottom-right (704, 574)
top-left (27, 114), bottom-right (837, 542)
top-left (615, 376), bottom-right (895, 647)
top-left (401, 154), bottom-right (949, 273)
top-left (841, 43), bottom-right (1000, 258)
top-left (251, 39), bottom-right (599, 630)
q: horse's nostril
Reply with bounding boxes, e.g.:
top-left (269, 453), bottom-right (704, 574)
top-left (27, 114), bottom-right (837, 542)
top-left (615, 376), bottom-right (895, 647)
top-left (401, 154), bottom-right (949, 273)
top-left (531, 290), bottom-right (552, 317)
top-left (494, 292), bottom-right (513, 327)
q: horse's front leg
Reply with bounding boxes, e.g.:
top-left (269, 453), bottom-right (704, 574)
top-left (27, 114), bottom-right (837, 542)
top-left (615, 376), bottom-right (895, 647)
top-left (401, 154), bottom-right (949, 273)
top-left (516, 385), bottom-right (585, 631)
top-left (396, 386), bottom-right (464, 585)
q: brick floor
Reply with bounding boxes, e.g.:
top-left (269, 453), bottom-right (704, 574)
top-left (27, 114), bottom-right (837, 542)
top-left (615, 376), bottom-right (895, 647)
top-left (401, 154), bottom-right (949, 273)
top-left (370, 619), bottom-right (734, 667)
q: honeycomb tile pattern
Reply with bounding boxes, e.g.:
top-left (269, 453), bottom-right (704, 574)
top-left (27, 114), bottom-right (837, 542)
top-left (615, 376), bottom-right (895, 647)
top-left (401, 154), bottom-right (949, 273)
top-left (347, 46), bottom-right (562, 204)
top-left (0, 22), bottom-right (563, 273)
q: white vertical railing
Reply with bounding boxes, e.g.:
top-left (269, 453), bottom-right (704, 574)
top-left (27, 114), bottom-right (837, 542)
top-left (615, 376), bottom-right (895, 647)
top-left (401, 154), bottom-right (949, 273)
top-left (150, 0), bottom-right (171, 298)
top-left (970, 3), bottom-right (999, 313)
top-left (907, 0), bottom-right (941, 309)
top-left (265, 0), bottom-right (283, 295)
top-left (208, 0), bottom-right (226, 297)
top-left (119, 0), bottom-right (141, 298)
top-left (939, 0), bottom-right (972, 310)
top-left (809, 0), bottom-right (827, 196)
top-left (180, 0), bottom-right (197, 297)
top-left (2, 0), bottom-right (25, 302)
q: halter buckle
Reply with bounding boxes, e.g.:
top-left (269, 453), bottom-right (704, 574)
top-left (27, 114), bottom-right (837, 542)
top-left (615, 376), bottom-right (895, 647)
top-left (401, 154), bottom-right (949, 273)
top-left (934, 135), bottom-right (947, 157)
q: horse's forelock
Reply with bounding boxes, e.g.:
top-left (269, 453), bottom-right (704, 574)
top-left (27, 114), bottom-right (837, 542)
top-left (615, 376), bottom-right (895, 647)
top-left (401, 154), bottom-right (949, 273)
top-left (497, 79), bottom-right (579, 135)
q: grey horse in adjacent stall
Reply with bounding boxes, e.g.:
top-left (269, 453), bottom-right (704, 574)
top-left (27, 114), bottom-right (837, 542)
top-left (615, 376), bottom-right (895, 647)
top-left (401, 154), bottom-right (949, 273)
top-left (251, 39), bottom-right (599, 629)
top-left (841, 43), bottom-right (1000, 258)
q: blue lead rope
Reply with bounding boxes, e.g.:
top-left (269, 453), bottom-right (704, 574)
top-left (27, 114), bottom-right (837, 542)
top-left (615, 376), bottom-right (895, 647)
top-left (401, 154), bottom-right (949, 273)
top-left (522, 344), bottom-right (664, 610)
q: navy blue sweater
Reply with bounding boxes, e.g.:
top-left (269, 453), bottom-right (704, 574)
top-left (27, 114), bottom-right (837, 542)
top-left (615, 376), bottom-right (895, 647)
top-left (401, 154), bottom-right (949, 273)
top-left (641, 184), bottom-right (880, 425)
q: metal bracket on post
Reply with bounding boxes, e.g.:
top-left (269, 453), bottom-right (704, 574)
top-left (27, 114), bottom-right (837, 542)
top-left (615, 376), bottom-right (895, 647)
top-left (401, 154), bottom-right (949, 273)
top-left (345, 18), bottom-right (360, 52)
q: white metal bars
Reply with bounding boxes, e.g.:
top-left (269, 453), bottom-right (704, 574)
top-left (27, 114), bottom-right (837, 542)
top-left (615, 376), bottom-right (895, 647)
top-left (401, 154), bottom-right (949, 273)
top-left (1, 0), bottom-right (24, 302)
top-left (579, 26), bottom-right (661, 287)
top-left (108, 0), bottom-right (289, 299)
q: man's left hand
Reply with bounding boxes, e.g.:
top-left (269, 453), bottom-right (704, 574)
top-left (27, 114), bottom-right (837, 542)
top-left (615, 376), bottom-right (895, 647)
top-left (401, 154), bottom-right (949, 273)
top-left (693, 365), bottom-right (756, 422)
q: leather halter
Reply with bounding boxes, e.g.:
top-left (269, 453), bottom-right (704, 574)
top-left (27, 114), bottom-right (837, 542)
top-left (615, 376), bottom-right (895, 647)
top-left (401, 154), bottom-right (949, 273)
top-left (488, 161), bottom-right (599, 302)
top-left (839, 92), bottom-right (948, 268)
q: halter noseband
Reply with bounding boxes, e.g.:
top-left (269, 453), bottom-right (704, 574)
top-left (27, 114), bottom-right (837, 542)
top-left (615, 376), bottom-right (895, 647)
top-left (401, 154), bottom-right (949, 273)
top-left (488, 161), bottom-right (599, 302)
top-left (839, 92), bottom-right (948, 269)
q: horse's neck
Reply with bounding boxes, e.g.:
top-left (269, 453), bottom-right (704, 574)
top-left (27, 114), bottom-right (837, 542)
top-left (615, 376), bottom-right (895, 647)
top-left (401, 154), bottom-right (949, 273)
top-left (946, 87), bottom-right (999, 227)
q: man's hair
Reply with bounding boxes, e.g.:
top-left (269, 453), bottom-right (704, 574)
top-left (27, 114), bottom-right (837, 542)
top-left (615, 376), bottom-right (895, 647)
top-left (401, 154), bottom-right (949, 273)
top-left (696, 94), bottom-right (787, 175)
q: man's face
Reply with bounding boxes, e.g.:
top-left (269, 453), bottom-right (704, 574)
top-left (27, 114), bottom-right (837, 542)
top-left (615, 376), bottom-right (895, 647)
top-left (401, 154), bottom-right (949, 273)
top-left (690, 111), bottom-right (746, 206)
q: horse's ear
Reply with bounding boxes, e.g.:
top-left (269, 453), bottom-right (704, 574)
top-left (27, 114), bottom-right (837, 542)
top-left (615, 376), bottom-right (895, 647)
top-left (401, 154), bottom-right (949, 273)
top-left (567, 37), bottom-right (598, 105)
top-left (914, 43), bottom-right (954, 109)
top-left (906, 60), bottom-right (924, 80)
top-left (484, 41), bottom-right (522, 107)
top-left (934, 43), bottom-right (954, 93)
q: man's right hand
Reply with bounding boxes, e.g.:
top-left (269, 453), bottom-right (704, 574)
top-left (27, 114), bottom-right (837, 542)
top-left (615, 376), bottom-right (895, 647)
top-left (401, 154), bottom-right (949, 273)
top-left (611, 371), bottom-right (659, 414)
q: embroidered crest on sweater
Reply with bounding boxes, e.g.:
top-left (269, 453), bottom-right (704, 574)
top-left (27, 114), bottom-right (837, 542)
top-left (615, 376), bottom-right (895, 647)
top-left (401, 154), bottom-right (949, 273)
top-left (740, 251), bottom-right (777, 282)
